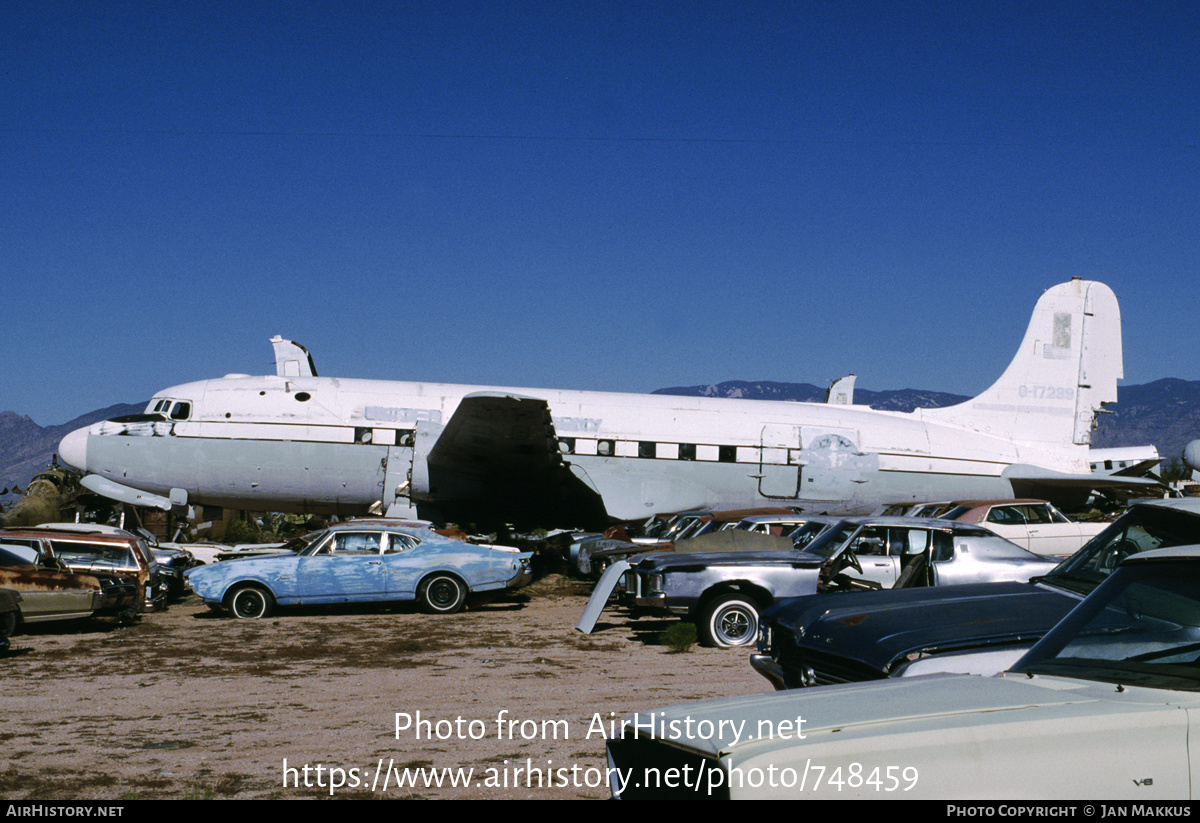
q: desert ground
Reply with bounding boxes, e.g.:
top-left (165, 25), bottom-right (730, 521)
top-left (1, 572), bottom-right (769, 800)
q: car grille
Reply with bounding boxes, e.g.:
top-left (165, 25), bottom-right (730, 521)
top-left (623, 569), bottom-right (641, 598)
top-left (771, 631), bottom-right (889, 687)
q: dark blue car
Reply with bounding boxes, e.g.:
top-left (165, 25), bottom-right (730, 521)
top-left (751, 497), bottom-right (1200, 689)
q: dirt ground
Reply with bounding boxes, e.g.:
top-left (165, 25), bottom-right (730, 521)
top-left (0, 573), bottom-right (770, 800)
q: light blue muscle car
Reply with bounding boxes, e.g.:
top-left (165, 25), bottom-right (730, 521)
top-left (185, 521), bottom-right (533, 618)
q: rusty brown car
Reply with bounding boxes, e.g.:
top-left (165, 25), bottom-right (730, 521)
top-left (0, 528), bottom-right (164, 615)
top-left (0, 541), bottom-right (139, 626)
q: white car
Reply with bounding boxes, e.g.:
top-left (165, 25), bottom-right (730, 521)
top-left (606, 544), bottom-right (1200, 799)
top-left (939, 499), bottom-right (1109, 557)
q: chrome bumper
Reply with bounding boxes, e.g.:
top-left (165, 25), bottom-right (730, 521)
top-left (749, 654), bottom-right (789, 691)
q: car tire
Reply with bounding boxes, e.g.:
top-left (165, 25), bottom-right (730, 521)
top-left (226, 585), bottom-right (274, 619)
top-left (699, 594), bottom-right (762, 648)
top-left (0, 609), bottom-right (17, 638)
top-left (419, 574), bottom-right (466, 614)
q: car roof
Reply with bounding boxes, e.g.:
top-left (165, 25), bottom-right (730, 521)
top-left (0, 527), bottom-right (139, 545)
top-left (29, 522), bottom-right (132, 534)
top-left (738, 514), bottom-right (815, 524)
top-left (1130, 497), bottom-right (1200, 515)
top-left (1125, 544), bottom-right (1200, 563)
top-left (316, 520), bottom-right (439, 540)
top-left (943, 499), bottom-right (1053, 510)
top-left (841, 516), bottom-right (993, 530)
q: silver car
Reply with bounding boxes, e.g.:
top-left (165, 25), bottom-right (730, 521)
top-left (617, 516), bottom-right (1058, 647)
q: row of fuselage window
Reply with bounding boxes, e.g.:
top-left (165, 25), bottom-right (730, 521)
top-left (168, 415), bottom-right (798, 466)
top-left (350, 427), bottom-right (796, 465)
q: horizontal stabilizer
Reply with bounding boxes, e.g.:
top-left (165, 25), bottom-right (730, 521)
top-left (1002, 463), bottom-right (1162, 505)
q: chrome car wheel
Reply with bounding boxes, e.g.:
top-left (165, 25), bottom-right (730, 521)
top-left (701, 595), bottom-right (761, 648)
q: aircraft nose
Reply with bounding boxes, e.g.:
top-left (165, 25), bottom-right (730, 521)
top-left (58, 426), bottom-right (89, 472)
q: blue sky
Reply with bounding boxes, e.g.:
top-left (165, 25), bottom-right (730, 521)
top-left (4, 1), bottom-right (1198, 426)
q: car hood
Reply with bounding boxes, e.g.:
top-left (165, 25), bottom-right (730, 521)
top-left (764, 581), bottom-right (1079, 671)
top-left (622, 673), bottom-right (1114, 758)
top-left (612, 674), bottom-right (1194, 798)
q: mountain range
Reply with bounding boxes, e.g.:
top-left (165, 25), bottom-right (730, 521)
top-left (2, 378), bottom-right (1196, 499)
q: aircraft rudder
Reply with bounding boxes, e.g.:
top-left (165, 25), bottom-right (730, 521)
top-left (924, 279), bottom-right (1122, 447)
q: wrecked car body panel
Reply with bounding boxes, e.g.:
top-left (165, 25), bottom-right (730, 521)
top-left (0, 588), bottom-right (18, 650)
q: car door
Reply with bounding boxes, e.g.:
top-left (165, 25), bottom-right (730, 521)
top-left (297, 531), bottom-right (387, 601)
top-left (842, 526), bottom-right (903, 588)
top-left (980, 505), bottom-right (1033, 549)
top-left (1020, 503), bottom-right (1085, 557)
top-left (382, 532), bottom-right (424, 599)
top-left (0, 543), bottom-right (99, 622)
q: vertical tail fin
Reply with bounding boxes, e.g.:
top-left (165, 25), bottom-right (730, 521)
top-left (922, 279), bottom-right (1122, 446)
top-left (271, 336), bottom-right (318, 377)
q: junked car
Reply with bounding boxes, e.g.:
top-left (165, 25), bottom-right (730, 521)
top-left (582, 516), bottom-right (1057, 647)
top-left (751, 497), bottom-right (1200, 690)
top-left (30, 523), bottom-right (202, 597)
top-left (0, 588), bottom-right (18, 652)
top-left (936, 498), bottom-right (1109, 557)
top-left (583, 510), bottom-right (822, 578)
top-left (0, 527), bottom-right (165, 614)
top-left (0, 541), bottom-right (140, 625)
top-left (607, 544), bottom-right (1200, 799)
top-left (185, 520), bottom-right (534, 618)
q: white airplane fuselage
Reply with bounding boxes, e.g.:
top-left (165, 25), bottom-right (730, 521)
top-left (58, 279), bottom-right (1131, 527)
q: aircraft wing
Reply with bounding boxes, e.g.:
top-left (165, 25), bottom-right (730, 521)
top-left (1107, 459), bottom-right (1164, 478)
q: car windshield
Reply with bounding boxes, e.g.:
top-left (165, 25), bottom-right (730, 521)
top-left (788, 520), bottom-right (830, 549)
top-left (1014, 561), bottom-right (1200, 691)
top-left (1039, 506), bottom-right (1200, 596)
top-left (50, 541), bottom-right (137, 570)
top-left (798, 521), bottom-right (860, 558)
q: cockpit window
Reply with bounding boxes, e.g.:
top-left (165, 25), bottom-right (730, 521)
top-left (148, 398), bottom-right (191, 420)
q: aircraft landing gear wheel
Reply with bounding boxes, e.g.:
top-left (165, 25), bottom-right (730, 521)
top-left (699, 594), bottom-right (762, 648)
